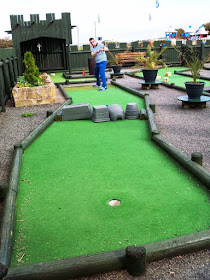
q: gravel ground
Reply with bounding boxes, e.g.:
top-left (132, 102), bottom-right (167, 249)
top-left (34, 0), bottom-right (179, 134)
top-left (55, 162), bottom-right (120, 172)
top-left (0, 70), bottom-right (209, 279)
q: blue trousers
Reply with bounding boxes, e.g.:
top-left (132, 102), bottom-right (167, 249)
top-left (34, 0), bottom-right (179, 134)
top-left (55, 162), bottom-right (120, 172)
top-left (94, 61), bottom-right (107, 87)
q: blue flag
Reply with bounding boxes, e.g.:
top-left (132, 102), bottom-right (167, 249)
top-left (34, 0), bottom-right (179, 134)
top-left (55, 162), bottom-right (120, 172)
top-left (156, 0), bottom-right (159, 8)
top-left (149, 13), bottom-right (152, 21)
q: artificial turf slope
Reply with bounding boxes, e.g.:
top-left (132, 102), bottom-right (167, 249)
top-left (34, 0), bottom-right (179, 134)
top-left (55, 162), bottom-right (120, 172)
top-left (11, 119), bottom-right (209, 267)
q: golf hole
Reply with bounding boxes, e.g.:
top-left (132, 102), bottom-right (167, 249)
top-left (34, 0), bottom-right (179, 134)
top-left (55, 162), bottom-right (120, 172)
top-left (109, 199), bottom-right (121, 206)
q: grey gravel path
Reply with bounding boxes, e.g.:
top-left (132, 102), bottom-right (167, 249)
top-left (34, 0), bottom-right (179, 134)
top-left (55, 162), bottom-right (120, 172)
top-left (0, 70), bottom-right (209, 280)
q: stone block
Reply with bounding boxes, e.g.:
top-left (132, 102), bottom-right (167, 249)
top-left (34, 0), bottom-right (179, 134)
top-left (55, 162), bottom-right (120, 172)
top-left (92, 105), bottom-right (110, 123)
top-left (62, 103), bottom-right (92, 121)
top-left (12, 74), bottom-right (57, 107)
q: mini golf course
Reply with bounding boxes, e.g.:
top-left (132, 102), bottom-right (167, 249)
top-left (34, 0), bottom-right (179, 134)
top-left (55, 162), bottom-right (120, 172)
top-left (1, 84), bottom-right (209, 280)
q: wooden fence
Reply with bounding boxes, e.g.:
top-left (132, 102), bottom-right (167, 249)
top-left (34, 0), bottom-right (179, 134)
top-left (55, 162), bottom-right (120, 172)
top-left (0, 40), bottom-right (210, 111)
top-left (0, 48), bottom-right (18, 112)
top-left (69, 40), bottom-right (210, 70)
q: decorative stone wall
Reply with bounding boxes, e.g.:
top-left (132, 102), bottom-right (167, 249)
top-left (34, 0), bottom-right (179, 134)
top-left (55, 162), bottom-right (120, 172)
top-left (12, 74), bottom-right (56, 107)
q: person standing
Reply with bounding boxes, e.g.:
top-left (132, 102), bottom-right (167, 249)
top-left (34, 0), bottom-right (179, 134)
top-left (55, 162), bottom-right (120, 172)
top-left (89, 38), bottom-right (109, 91)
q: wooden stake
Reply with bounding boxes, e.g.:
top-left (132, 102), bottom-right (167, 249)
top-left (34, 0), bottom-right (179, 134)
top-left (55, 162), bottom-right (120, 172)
top-left (126, 246), bottom-right (146, 276)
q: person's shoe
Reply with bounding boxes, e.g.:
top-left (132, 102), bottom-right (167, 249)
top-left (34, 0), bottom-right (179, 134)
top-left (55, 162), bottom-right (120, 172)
top-left (98, 86), bottom-right (108, 91)
top-left (93, 84), bottom-right (101, 87)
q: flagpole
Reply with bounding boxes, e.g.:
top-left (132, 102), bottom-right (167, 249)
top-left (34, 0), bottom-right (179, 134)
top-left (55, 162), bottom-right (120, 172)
top-left (94, 21), bottom-right (97, 39)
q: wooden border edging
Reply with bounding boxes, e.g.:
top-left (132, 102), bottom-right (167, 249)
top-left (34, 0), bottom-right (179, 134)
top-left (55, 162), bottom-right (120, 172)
top-left (55, 79), bottom-right (96, 86)
top-left (152, 134), bottom-right (210, 187)
top-left (144, 94), bottom-right (159, 135)
top-left (5, 230), bottom-right (210, 280)
top-left (111, 81), bottom-right (145, 98)
top-left (1, 82), bottom-right (210, 280)
top-left (174, 70), bottom-right (210, 81)
top-left (125, 71), bottom-right (210, 97)
top-left (111, 81), bottom-right (159, 136)
top-left (21, 99), bottom-right (72, 150)
top-left (57, 84), bottom-right (72, 100)
top-left (0, 147), bottom-right (23, 269)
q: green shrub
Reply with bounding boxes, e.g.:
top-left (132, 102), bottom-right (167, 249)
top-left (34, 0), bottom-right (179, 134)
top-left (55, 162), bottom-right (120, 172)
top-left (21, 112), bottom-right (35, 117)
top-left (23, 51), bottom-right (40, 85)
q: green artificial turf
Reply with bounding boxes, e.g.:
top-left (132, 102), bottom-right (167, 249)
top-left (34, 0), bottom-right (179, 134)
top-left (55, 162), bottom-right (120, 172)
top-left (11, 86), bottom-right (209, 267)
top-left (49, 72), bottom-right (66, 83)
top-left (65, 85), bottom-right (144, 109)
top-left (136, 67), bottom-right (210, 88)
top-left (49, 72), bottom-right (96, 84)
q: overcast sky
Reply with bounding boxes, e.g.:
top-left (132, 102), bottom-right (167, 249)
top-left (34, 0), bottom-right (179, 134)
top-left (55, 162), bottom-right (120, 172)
top-left (1, 0), bottom-right (210, 45)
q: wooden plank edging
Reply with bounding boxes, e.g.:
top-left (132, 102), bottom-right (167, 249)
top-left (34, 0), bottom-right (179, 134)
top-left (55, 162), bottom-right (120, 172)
top-left (110, 81), bottom-right (145, 98)
top-left (5, 230), bottom-right (210, 280)
top-left (152, 134), bottom-right (210, 188)
top-left (0, 147), bottom-right (23, 269)
top-left (21, 99), bottom-right (72, 150)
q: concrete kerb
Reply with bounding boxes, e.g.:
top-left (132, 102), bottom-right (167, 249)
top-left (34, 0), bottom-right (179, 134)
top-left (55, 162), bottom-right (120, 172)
top-left (0, 82), bottom-right (209, 280)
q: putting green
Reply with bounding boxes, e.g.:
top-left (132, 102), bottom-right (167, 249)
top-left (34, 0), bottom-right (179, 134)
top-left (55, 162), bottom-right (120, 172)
top-left (65, 85), bottom-right (144, 109)
top-left (11, 86), bottom-right (209, 267)
top-left (49, 72), bottom-right (96, 83)
top-left (136, 67), bottom-right (210, 88)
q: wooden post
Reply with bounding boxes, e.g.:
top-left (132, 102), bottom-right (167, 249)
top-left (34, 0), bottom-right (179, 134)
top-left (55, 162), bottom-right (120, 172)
top-left (191, 152), bottom-right (203, 166)
top-left (0, 64), bottom-right (6, 112)
top-left (47, 110), bottom-right (53, 118)
top-left (0, 181), bottom-right (8, 202)
top-left (0, 263), bottom-right (8, 279)
top-left (8, 58), bottom-right (15, 88)
top-left (140, 109), bottom-right (148, 120)
top-left (125, 246), bottom-right (146, 276)
top-left (54, 112), bottom-right (62, 121)
top-left (150, 103), bottom-right (156, 113)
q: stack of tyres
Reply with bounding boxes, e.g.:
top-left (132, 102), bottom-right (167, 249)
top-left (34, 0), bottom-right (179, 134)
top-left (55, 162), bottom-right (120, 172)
top-left (125, 103), bottom-right (140, 120)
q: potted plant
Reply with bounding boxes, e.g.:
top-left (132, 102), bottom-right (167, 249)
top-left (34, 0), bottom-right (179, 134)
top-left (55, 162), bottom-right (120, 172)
top-left (179, 46), bottom-right (209, 99)
top-left (108, 52), bottom-right (122, 73)
top-left (134, 45), bottom-right (167, 82)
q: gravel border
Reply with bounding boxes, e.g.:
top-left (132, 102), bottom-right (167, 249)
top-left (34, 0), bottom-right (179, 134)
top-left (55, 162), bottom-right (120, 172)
top-left (0, 72), bottom-right (209, 279)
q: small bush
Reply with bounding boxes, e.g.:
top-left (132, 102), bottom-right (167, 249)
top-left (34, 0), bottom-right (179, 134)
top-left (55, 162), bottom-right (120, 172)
top-left (23, 51), bottom-right (40, 85)
top-left (21, 113), bottom-right (35, 117)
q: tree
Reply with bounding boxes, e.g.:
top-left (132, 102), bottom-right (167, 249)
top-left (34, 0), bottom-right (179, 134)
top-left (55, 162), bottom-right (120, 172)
top-left (0, 37), bottom-right (13, 48)
top-left (175, 28), bottom-right (185, 39)
top-left (23, 51), bottom-right (40, 85)
top-left (203, 22), bottom-right (210, 33)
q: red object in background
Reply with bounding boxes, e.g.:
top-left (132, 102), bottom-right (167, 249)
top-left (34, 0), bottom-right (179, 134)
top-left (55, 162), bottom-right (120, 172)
top-left (82, 69), bottom-right (86, 78)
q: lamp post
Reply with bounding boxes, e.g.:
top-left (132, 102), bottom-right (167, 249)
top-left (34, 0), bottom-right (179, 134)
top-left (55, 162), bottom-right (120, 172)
top-left (77, 25), bottom-right (79, 47)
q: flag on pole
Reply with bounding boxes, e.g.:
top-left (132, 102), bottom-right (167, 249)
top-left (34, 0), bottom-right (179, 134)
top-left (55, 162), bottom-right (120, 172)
top-left (156, 0), bottom-right (159, 8)
top-left (98, 14), bottom-right (100, 23)
top-left (149, 13), bottom-right (152, 21)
